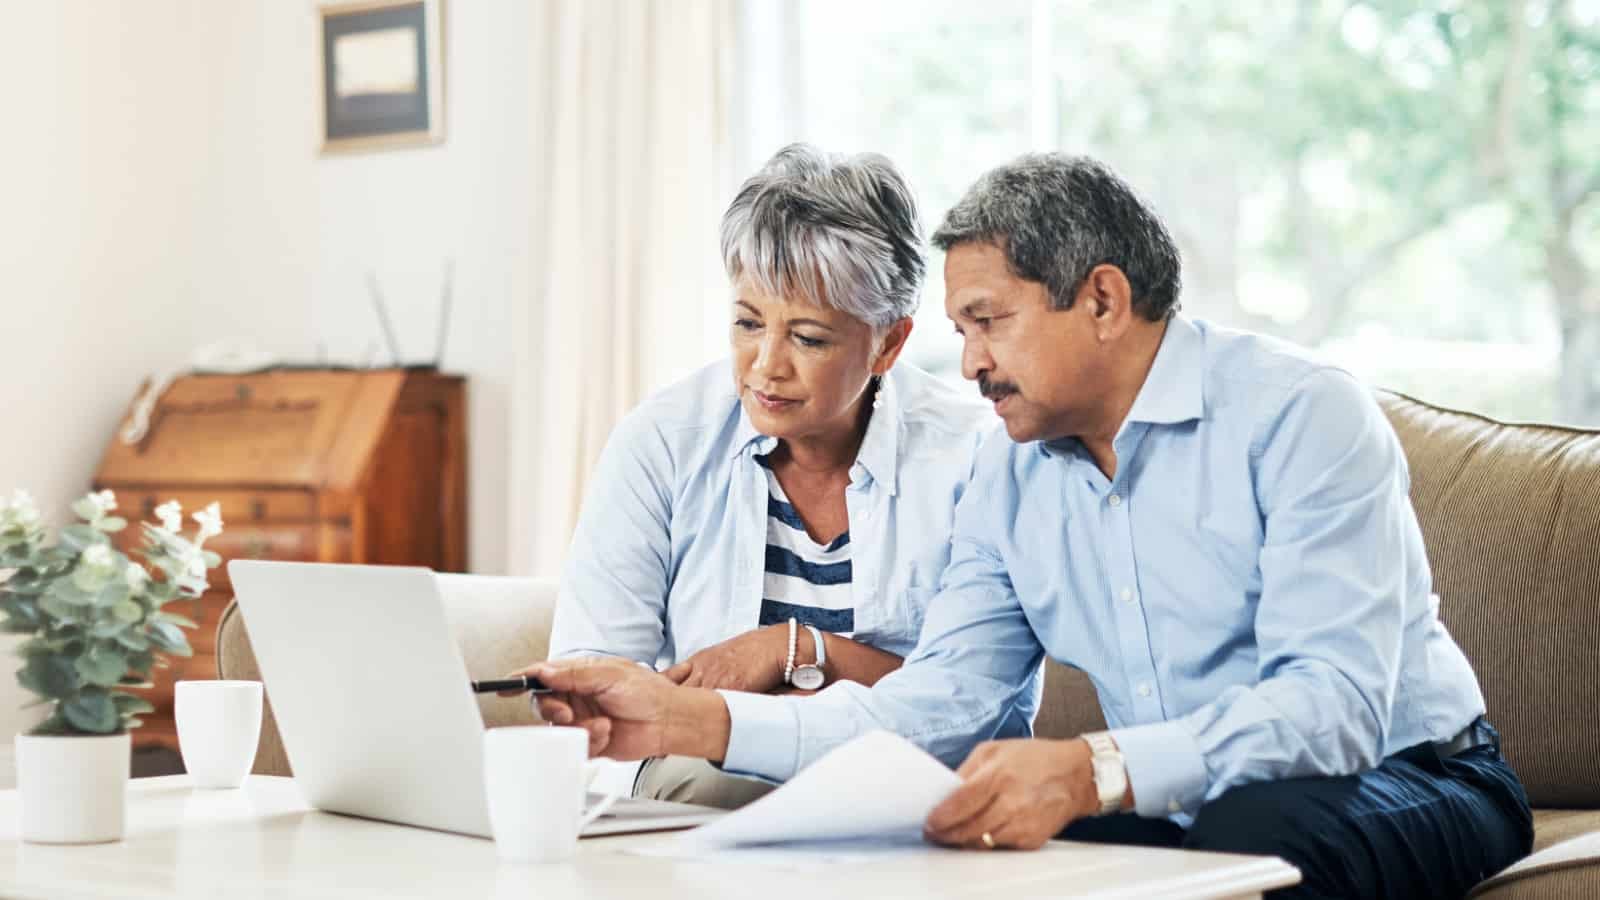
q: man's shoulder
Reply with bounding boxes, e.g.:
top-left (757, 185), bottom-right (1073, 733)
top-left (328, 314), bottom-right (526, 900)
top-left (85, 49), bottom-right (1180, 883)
top-left (1196, 321), bottom-right (1366, 414)
top-left (1193, 320), bottom-right (1383, 450)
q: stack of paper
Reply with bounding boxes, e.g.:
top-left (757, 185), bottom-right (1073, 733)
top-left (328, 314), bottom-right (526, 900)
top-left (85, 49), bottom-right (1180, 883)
top-left (632, 730), bottom-right (960, 860)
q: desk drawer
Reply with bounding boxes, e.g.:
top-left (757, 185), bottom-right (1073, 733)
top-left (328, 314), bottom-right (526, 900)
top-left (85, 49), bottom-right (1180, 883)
top-left (104, 490), bottom-right (317, 526)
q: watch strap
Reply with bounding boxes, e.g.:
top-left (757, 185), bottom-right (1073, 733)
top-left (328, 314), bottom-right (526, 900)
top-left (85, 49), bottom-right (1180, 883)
top-left (802, 624), bottom-right (826, 669)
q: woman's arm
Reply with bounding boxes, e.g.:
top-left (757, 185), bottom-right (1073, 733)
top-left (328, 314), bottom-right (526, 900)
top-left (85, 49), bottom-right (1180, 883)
top-left (801, 630), bottom-right (903, 688)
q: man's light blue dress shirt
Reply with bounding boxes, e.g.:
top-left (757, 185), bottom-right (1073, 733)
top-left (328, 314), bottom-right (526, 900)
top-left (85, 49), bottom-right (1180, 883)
top-left (721, 316), bottom-right (1486, 818)
top-left (548, 360), bottom-right (1039, 742)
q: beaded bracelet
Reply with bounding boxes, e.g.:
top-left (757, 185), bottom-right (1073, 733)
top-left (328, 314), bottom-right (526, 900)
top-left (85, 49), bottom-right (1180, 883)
top-left (784, 616), bottom-right (798, 685)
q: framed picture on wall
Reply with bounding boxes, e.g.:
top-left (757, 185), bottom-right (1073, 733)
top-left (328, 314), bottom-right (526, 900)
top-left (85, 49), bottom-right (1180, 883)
top-left (318, 0), bottom-right (444, 154)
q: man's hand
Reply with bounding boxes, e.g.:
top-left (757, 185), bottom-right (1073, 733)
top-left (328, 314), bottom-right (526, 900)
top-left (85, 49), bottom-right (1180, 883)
top-left (661, 625), bottom-right (788, 693)
top-left (923, 738), bottom-right (1100, 850)
top-left (504, 658), bottom-right (731, 763)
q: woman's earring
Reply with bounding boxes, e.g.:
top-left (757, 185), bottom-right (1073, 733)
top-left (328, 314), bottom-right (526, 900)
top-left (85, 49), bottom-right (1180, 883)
top-left (871, 375), bottom-right (884, 410)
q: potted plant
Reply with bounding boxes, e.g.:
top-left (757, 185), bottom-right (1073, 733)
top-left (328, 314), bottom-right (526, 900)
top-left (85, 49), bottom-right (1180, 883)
top-left (0, 489), bottom-right (222, 844)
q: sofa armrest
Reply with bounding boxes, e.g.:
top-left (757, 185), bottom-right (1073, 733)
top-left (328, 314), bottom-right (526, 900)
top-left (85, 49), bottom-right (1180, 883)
top-left (1470, 832), bottom-right (1600, 899)
top-left (214, 574), bottom-right (561, 777)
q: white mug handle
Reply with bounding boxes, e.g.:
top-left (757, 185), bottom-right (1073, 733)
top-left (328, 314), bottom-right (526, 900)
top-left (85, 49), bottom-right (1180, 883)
top-left (578, 785), bottom-right (624, 830)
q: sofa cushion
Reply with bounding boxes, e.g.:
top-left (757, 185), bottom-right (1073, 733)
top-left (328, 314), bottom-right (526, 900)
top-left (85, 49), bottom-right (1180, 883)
top-left (1470, 831), bottom-right (1600, 899)
top-left (1034, 660), bottom-right (1108, 741)
top-left (1377, 391), bottom-right (1600, 808)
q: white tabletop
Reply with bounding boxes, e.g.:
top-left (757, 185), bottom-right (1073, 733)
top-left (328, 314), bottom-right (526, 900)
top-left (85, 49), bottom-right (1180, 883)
top-left (0, 776), bottom-right (1299, 899)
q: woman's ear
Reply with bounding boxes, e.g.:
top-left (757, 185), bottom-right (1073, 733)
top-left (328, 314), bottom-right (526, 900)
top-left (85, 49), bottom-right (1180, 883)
top-left (871, 318), bottom-right (915, 375)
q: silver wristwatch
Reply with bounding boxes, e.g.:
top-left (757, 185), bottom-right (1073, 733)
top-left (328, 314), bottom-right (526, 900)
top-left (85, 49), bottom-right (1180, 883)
top-left (791, 624), bottom-right (827, 690)
top-left (1082, 731), bottom-right (1128, 816)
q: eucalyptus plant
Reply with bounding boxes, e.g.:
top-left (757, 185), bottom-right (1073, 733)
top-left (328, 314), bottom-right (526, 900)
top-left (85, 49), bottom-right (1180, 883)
top-left (0, 489), bottom-right (222, 736)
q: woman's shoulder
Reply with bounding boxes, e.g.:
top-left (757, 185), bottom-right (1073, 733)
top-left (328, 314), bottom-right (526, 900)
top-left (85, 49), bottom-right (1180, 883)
top-left (606, 360), bottom-right (741, 464)
top-left (887, 362), bottom-right (998, 438)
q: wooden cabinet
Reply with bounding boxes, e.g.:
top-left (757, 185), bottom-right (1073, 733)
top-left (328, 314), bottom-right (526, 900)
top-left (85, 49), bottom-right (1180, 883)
top-left (92, 368), bottom-right (466, 752)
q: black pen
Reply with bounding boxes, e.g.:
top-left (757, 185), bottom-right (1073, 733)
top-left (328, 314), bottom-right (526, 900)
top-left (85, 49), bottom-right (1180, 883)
top-left (469, 674), bottom-right (551, 694)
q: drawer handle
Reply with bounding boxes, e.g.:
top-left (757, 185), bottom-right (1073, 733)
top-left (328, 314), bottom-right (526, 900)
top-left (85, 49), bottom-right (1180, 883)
top-left (250, 500), bottom-right (267, 521)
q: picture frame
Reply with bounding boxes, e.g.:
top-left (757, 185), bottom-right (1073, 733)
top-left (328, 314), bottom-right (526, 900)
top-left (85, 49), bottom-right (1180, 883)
top-left (318, 0), bottom-right (445, 154)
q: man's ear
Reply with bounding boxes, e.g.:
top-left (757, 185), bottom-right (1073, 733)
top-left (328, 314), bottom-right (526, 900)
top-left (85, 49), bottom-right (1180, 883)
top-left (871, 318), bottom-right (915, 375)
top-left (1081, 264), bottom-right (1136, 342)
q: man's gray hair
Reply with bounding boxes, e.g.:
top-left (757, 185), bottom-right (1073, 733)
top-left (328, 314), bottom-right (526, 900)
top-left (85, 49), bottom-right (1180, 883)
top-left (721, 144), bottom-right (925, 329)
top-left (931, 154), bottom-right (1182, 321)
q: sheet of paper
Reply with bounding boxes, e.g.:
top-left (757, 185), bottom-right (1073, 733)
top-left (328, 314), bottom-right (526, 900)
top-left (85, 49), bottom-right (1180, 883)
top-left (643, 729), bottom-right (961, 852)
top-left (626, 832), bottom-right (938, 867)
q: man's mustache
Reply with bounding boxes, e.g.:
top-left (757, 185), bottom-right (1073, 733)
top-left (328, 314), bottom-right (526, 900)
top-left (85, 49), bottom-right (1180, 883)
top-left (978, 374), bottom-right (1018, 402)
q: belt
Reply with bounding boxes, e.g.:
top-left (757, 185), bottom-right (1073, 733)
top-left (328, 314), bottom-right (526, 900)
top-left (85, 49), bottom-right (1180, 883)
top-left (1434, 716), bottom-right (1495, 758)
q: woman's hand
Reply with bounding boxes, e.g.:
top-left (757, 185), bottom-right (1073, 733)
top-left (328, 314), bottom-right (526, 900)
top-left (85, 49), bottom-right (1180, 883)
top-left (662, 625), bottom-right (788, 693)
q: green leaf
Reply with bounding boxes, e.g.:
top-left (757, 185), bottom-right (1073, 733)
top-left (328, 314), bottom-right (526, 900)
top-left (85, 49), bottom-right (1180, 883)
top-left (37, 591), bottom-right (81, 626)
top-left (153, 612), bottom-right (198, 630)
top-left (114, 630), bottom-right (149, 651)
top-left (147, 621), bottom-right (192, 657)
top-left (92, 579), bottom-right (131, 610)
top-left (18, 654), bottom-right (80, 699)
top-left (45, 576), bottom-right (94, 607)
top-left (62, 690), bottom-right (118, 734)
top-left (94, 517), bottom-right (127, 533)
top-left (60, 524), bottom-right (105, 554)
top-left (110, 599), bottom-right (142, 624)
top-left (72, 564), bottom-right (110, 593)
top-left (202, 550), bottom-right (222, 568)
top-left (111, 693), bottom-right (154, 716)
top-left (70, 498), bottom-right (101, 522)
top-left (74, 645), bottom-right (127, 687)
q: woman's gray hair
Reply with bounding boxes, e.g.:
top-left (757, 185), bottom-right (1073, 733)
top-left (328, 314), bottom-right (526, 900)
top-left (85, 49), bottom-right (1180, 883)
top-left (720, 144), bottom-right (925, 329)
top-left (931, 154), bottom-right (1182, 321)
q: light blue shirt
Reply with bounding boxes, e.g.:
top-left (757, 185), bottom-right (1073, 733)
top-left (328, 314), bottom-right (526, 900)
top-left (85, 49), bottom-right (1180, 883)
top-left (550, 360), bottom-right (1038, 740)
top-left (721, 316), bottom-right (1486, 819)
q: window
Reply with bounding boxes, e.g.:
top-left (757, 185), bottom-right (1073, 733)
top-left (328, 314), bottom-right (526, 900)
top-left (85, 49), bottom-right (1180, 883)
top-left (763, 0), bottom-right (1600, 425)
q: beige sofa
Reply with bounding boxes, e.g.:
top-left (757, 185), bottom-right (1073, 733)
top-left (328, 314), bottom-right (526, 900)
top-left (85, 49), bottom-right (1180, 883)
top-left (217, 390), bottom-right (1600, 897)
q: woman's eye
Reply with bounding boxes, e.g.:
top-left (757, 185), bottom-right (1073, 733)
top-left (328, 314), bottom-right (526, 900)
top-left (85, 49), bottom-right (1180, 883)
top-left (794, 334), bottom-right (826, 348)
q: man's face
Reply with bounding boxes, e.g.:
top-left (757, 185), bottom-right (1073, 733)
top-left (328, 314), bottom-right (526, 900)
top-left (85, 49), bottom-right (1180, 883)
top-left (944, 242), bottom-right (1106, 443)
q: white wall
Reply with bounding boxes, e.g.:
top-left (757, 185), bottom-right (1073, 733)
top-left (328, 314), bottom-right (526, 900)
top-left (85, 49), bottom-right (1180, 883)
top-left (0, 0), bottom-right (537, 738)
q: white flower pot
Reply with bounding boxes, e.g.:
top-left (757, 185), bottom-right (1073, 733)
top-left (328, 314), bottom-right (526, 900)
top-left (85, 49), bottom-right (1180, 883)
top-left (14, 731), bottom-right (130, 844)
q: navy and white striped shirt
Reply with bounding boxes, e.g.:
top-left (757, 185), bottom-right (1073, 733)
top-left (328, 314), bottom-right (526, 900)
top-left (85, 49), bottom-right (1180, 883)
top-left (755, 455), bottom-right (855, 635)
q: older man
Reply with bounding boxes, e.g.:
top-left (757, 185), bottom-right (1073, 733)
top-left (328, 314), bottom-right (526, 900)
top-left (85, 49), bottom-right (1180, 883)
top-left (519, 155), bottom-right (1532, 899)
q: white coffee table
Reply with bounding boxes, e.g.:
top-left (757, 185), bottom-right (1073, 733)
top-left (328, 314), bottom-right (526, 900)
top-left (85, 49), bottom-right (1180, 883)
top-left (0, 776), bottom-right (1299, 899)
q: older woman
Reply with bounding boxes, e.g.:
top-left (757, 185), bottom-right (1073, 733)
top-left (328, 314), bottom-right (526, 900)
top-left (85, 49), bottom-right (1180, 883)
top-left (547, 144), bottom-right (1039, 808)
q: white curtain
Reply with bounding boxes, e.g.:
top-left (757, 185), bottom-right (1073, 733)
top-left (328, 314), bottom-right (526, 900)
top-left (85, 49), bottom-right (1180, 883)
top-left (509, 0), bottom-right (737, 576)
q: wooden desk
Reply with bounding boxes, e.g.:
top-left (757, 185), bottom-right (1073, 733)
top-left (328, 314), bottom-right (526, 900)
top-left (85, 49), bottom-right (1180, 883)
top-left (0, 776), bottom-right (1299, 899)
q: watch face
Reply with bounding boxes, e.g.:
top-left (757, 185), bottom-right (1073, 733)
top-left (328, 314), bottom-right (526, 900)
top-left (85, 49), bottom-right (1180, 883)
top-left (792, 666), bottom-right (825, 691)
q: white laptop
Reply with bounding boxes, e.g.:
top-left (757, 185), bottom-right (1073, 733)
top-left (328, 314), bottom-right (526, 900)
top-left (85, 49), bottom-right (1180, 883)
top-left (228, 560), bottom-right (723, 838)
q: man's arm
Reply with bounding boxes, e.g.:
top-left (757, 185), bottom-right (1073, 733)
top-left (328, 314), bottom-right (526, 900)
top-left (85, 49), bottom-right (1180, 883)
top-left (1113, 368), bottom-right (1417, 818)
top-left (717, 446), bottom-right (1047, 782)
top-left (529, 439), bottom-right (1046, 781)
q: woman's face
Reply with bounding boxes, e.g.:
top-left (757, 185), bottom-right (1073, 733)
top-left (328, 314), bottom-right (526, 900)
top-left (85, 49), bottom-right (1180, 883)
top-left (730, 284), bottom-right (906, 443)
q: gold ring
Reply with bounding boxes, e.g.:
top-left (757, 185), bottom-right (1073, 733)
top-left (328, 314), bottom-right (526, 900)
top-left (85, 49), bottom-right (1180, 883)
top-left (980, 831), bottom-right (996, 850)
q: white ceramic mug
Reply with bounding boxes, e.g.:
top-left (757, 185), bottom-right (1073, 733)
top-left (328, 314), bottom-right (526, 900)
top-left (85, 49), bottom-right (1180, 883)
top-left (174, 680), bottom-right (263, 789)
top-left (483, 726), bottom-right (621, 863)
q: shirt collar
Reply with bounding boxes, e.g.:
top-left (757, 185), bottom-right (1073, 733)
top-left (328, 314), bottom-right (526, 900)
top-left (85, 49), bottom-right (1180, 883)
top-left (1122, 314), bottom-right (1206, 427)
top-left (729, 371), bottom-right (902, 495)
top-left (1038, 315), bottom-right (1206, 459)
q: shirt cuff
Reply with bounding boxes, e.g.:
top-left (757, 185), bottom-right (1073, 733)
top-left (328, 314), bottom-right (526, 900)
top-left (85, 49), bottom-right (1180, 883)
top-left (1111, 720), bottom-right (1209, 818)
top-left (716, 690), bottom-right (801, 782)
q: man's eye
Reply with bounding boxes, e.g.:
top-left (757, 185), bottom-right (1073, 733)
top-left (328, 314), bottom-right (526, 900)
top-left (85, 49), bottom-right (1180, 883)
top-left (734, 318), bottom-right (761, 331)
top-left (974, 317), bottom-right (992, 328)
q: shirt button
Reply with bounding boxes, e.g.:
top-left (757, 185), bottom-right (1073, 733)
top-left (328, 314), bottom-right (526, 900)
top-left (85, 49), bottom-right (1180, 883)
top-left (1108, 493), bottom-right (1122, 507)
top-left (1168, 799), bottom-right (1182, 814)
top-left (1119, 587), bottom-right (1133, 603)
top-left (1136, 682), bottom-right (1152, 698)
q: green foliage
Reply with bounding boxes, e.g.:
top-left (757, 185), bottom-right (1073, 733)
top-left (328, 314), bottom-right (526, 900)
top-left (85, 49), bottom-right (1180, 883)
top-left (0, 491), bottom-right (223, 736)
